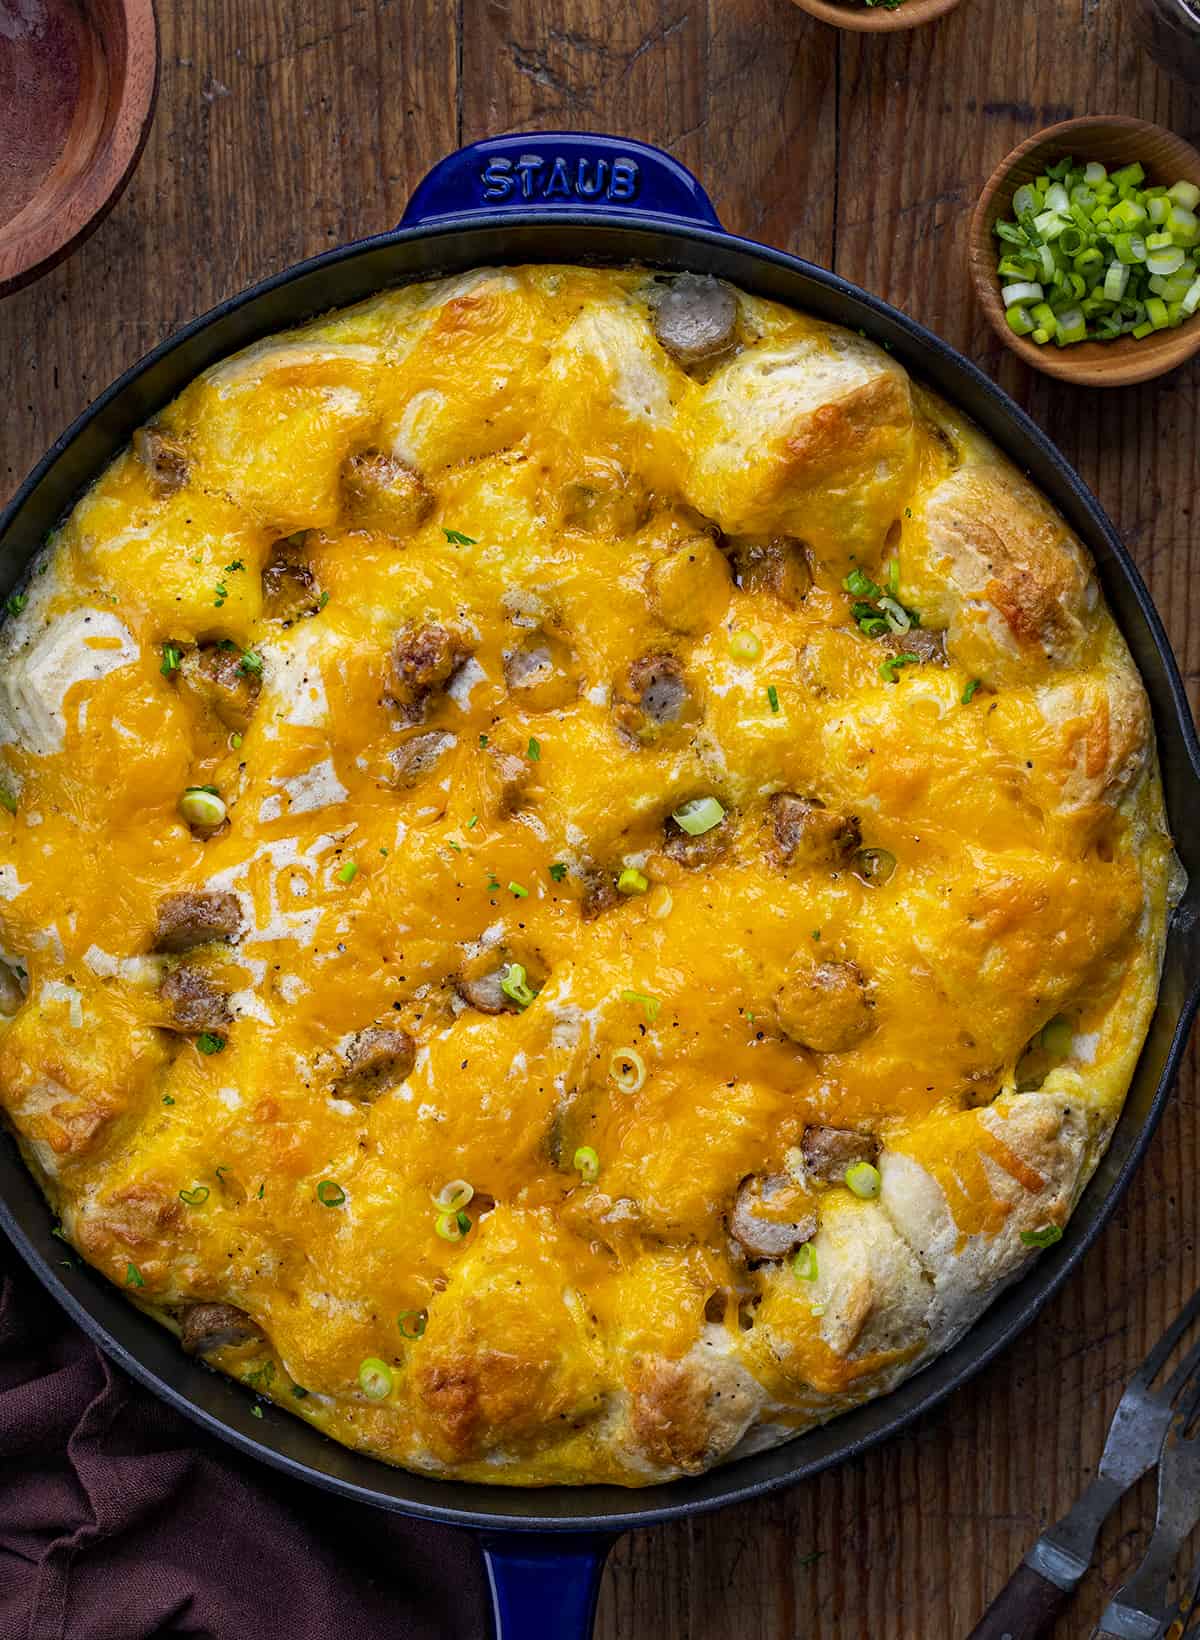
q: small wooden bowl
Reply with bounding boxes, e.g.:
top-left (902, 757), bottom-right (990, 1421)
top-left (791, 0), bottom-right (961, 33)
top-left (969, 115), bottom-right (1200, 387)
top-left (0, 0), bottom-right (159, 298)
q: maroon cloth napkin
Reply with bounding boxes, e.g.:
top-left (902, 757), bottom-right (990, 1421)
top-left (0, 1233), bottom-right (489, 1640)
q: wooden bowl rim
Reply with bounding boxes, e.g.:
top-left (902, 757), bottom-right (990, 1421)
top-left (791, 0), bottom-right (961, 32)
top-left (968, 114), bottom-right (1200, 387)
top-left (0, 0), bottom-right (159, 298)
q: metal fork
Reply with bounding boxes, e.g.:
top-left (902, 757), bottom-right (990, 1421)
top-left (1093, 1376), bottom-right (1200, 1639)
top-left (969, 1284), bottom-right (1200, 1640)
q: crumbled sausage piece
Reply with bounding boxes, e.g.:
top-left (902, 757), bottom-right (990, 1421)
top-left (335, 1025), bottom-right (416, 1102)
top-left (342, 450), bottom-right (434, 536)
top-left (388, 622), bottom-right (472, 718)
top-left (730, 1173), bottom-right (817, 1260)
top-left (727, 536), bottom-right (812, 606)
top-left (886, 626), bottom-right (947, 667)
top-left (0, 959), bottom-right (24, 1017)
top-left (767, 793), bottom-right (860, 870)
top-left (777, 959), bottom-right (875, 1054)
top-left (261, 538), bottom-right (322, 622)
top-left (613, 653), bottom-right (697, 745)
top-left (456, 947), bottom-right (538, 1014)
top-left (153, 891), bottom-right (243, 954)
top-left (581, 869), bottom-right (620, 921)
top-left (652, 275), bottom-right (738, 372)
top-left (177, 645), bottom-right (261, 733)
top-left (799, 1125), bottom-right (880, 1183)
top-left (662, 813), bottom-right (732, 870)
top-left (179, 1302), bottom-right (265, 1356)
top-left (132, 427), bottom-right (190, 496)
top-left (386, 730), bottom-right (456, 789)
top-left (502, 635), bottom-right (577, 710)
top-left (159, 965), bottom-right (232, 1032)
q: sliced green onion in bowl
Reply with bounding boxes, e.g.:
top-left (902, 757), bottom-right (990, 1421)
top-left (671, 796), bottom-right (724, 836)
top-left (573, 1145), bottom-right (600, 1183)
top-left (845, 1161), bottom-right (881, 1200)
top-left (358, 1357), bottom-right (394, 1400)
top-left (609, 1047), bottom-right (646, 1094)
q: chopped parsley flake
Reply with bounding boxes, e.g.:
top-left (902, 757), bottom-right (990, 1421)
top-left (5, 592), bottom-right (27, 617)
top-left (527, 736), bottom-right (541, 761)
top-left (767, 684), bottom-right (780, 714)
top-left (196, 1031), bottom-right (226, 1055)
top-left (238, 650), bottom-right (264, 677)
top-left (160, 643), bottom-right (182, 677)
top-left (962, 678), bottom-right (982, 704)
top-left (549, 862), bottom-right (567, 882)
top-left (478, 733), bottom-right (489, 748)
top-left (125, 1262), bottom-right (145, 1288)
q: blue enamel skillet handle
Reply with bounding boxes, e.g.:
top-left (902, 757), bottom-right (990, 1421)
top-left (480, 1532), bottom-right (618, 1640)
top-left (399, 131), bottom-right (723, 231)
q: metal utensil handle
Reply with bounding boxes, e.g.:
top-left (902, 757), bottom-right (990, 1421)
top-left (480, 1532), bottom-right (617, 1640)
top-left (398, 132), bottom-right (723, 231)
top-left (967, 1562), bottom-right (1076, 1640)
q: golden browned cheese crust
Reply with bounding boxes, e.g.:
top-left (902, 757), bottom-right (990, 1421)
top-left (0, 267), bottom-right (1179, 1485)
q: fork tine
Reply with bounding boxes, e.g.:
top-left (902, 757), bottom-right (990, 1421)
top-left (1162, 1321), bottom-right (1200, 1405)
top-left (1134, 1283), bottom-right (1200, 1390)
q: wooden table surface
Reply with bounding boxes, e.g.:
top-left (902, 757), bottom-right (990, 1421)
top-left (2, 1), bottom-right (1198, 1634)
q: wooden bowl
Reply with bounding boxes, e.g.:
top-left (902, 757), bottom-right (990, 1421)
top-left (0, 0), bottom-right (159, 298)
top-left (790, 0), bottom-right (961, 33)
top-left (969, 115), bottom-right (1200, 387)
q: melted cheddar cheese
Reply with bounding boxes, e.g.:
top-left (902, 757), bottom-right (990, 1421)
top-left (0, 267), bottom-right (1178, 1485)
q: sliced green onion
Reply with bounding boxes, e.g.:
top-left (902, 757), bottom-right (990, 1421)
top-left (620, 988), bottom-right (661, 1023)
top-left (729, 630), bottom-right (761, 661)
top-left (961, 678), bottom-right (982, 704)
top-left (507, 880), bottom-right (529, 899)
top-left (1002, 280), bottom-right (1044, 308)
top-left (398, 1309), bottom-right (428, 1339)
top-left (527, 736), bottom-right (541, 761)
top-left (432, 1179), bottom-right (474, 1213)
top-left (573, 1145), bottom-right (600, 1183)
top-left (766, 684), bottom-right (780, 714)
top-left (358, 1357), bottom-right (394, 1400)
top-left (178, 1185), bottom-right (210, 1207)
top-left (1020, 1224), bottom-right (1063, 1248)
top-left (793, 1244), bottom-right (818, 1282)
top-left (161, 643), bottom-right (182, 676)
top-left (617, 866), bottom-right (649, 895)
top-left (845, 1161), bottom-right (881, 1200)
top-left (179, 787), bottom-right (226, 830)
top-left (1169, 180), bottom-right (1200, 211)
top-left (316, 1179), bottom-right (346, 1207)
top-left (336, 860), bottom-right (358, 884)
top-left (435, 1209), bottom-right (470, 1242)
top-left (548, 861), bottom-right (567, 882)
top-left (880, 652), bottom-right (920, 683)
top-left (126, 1262), bottom-right (145, 1287)
top-left (671, 796), bottom-right (724, 836)
top-left (443, 528), bottom-right (477, 546)
top-left (854, 847), bottom-right (897, 886)
top-left (500, 961), bottom-right (537, 1008)
top-left (196, 1031), bottom-right (226, 1055)
top-left (609, 1047), bottom-right (646, 1093)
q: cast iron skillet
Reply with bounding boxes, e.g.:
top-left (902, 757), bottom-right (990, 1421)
top-left (1, 133), bottom-right (1198, 1639)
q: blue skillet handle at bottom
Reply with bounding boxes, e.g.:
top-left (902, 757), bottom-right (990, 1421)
top-left (480, 1531), bottom-right (619, 1640)
top-left (399, 132), bottom-right (723, 232)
